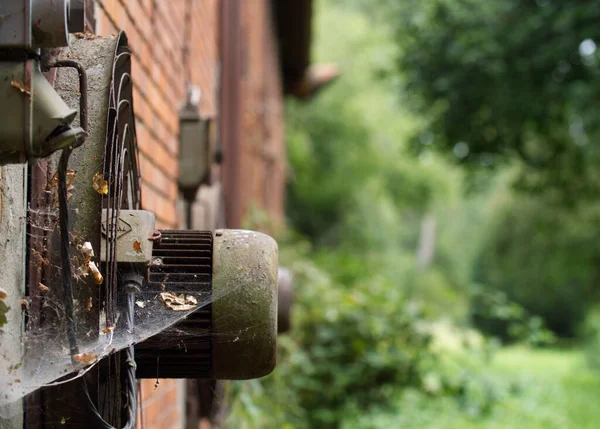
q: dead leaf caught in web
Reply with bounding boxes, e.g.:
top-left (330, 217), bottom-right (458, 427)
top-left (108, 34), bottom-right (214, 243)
top-left (159, 292), bottom-right (199, 311)
top-left (92, 172), bottom-right (109, 195)
top-left (72, 352), bottom-right (97, 364)
top-left (32, 249), bottom-right (49, 266)
top-left (47, 169), bottom-right (76, 190)
top-left (47, 170), bottom-right (77, 206)
top-left (133, 240), bottom-right (143, 254)
top-left (87, 261), bottom-right (103, 284)
top-left (80, 241), bottom-right (94, 263)
top-left (11, 80), bottom-right (30, 96)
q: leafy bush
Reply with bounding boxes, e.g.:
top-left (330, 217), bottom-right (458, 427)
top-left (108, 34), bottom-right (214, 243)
top-left (473, 195), bottom-right (600, 337)
top-left (232, 240), bottom-right (434, 428)
top-left (470, 286), bottom-right (555, 346)
top-left (582, 307), bottom-right (600, 371)
top-left (226, 239), bottom-right (512, 429)
top-left (229, 1), bottom-right (600, 427)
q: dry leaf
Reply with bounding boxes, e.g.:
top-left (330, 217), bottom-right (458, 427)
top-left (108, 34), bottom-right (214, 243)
top-left (47, 170), bottom-right (76, 189)
top-left (80, 242), bottom-right (94, 263)
top-left (32, 249), bottom-right (49, 266)
top-left (133, 240), bottom-right (143, 254)
top-left (92, 172), bottom-right (109, 195)
top-left (47, 170), bottom-right (76, 206)
top-left (159, 292), bottom-right (198, 311)
top-left (11, 80), bottom-right (30, 96)
top-left (88, 261), bottom-right (103, 284)
top-left (39, 283), bottom-right (50, 292)
top-left (102, 325), bottom-right (114, 334)
top-left (47, 171), bottom-right (58, 190)
top-left (135, 300), bottom-right (146, 308)
top-left (85, 297), bottom-right (93, 312)
top-left (67, 170), bottom-right (76, 186)
top-left (72, 352), bottom-right (97, 364)
top-left (0, 287), bottom-right (7, 300)
top-left (19, 298), bottom-right (29, 311)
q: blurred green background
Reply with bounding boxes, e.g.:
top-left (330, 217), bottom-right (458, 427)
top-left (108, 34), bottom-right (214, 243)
top-left (229, 0), bottom-right (600, 427)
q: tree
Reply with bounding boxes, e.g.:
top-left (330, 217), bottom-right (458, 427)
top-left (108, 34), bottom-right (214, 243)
top-left (380, 0), bottom-right (600, 199)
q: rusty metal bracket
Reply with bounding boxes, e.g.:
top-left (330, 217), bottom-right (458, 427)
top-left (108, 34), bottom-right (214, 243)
top-left (48, 60), bottom-right (89, 137)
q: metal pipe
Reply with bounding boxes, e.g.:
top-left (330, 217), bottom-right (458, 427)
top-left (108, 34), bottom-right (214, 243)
top-left (48, 60), bottom-right (89, 134)
top-left (219, 0), bottom-right (242, 228)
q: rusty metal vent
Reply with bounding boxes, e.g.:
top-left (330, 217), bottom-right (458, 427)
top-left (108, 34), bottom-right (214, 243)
top-left (135, 230), bottom-right (214, 378)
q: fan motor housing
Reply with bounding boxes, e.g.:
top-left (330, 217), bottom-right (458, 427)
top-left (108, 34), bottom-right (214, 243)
top-left (135, 229), bottom-right (278, 380)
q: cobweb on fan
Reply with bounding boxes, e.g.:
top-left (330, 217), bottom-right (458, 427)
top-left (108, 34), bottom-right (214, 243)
top-left (0, 203), bottom-right (249, 415)
top-left (0, 269), bottom-right (244, 412)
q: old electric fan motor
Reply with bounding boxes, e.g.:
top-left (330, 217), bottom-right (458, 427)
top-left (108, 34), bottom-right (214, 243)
top-left (135, 228), bottom-right (278, 379)
top-left (53, 32), bottom-right (278, 382)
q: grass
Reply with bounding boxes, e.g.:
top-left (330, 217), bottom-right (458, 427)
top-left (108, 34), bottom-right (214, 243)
top-left (343, 346), bottom-right (600, 429)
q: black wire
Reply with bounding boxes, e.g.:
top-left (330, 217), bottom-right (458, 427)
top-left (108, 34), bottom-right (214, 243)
top-left (58, 147), bottom-right (137, 428)
top-left (58, 165), bottom-right (139, 423)
top-left (52, 57), bottom-right (138, 427)
top-left (80, 288), bottom-right (138, 429)
top-left (53, 59), bottom-right (88, 360)
top-left (123, 290), bottom-right (138, 428)
top-left (58, 148), bottom-right (79, 358)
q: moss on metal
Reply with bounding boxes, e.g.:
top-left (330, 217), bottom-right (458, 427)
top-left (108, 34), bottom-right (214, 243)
top-left (211, 229), bottom-right (278, 379)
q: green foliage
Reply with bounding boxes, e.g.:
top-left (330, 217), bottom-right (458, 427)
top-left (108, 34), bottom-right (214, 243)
top-left (226, 239), bottom-right (507, 429)
top-left (349, 0), bottom-right (600, 342)
top-left (341, 347), bottom-right (600, 429)
top-left (470, 287), bottom-right (555, 346)
top-left (284, 1), bottom-right (451, 246)
top-left (286, 257), bottom-right (429, 427)
top-left (473, 194), bottom-right (600, 336)
top-left (380, 0), bottom-right (600, 199)
top-left (582, 307), bottom-right (600, 371)
top-left (228, 0), bottom-right (600, 427)
top-left (283, 0), bottom-right (479, 321)
top-left (226, 240), bottom-right (432, 428)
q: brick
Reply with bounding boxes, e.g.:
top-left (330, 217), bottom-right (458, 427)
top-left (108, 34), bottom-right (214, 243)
top-left (139, 152), bottom-right (177, 199)
top-left (141, 184), bottom-right (177, 227)
top-left (91, 0), bottom-right (286, 424)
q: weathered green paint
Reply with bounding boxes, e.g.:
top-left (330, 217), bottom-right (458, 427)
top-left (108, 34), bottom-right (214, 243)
top-left (211, 230), bottom-right (278, 379)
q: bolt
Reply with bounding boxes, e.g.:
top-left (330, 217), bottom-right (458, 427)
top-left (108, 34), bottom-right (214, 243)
top-left (148, 230), bottom-right (162, 242)
top-left (216, 229), bottom-right (223, 236)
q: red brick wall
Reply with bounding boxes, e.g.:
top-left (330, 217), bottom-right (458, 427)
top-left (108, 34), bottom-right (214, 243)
top-left (239, 0), bottom-right (286, 228)
top-left (93, 0), bottom-right (285, 427)
top-left (96, 0), bottom-right (220, 232)
top-left (219, 0), bottom-right (286, 230)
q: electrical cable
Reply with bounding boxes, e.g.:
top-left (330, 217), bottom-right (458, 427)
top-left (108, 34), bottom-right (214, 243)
top-left (58, 148), bottom-right (138, 428)
top-left (58, 148), bottom-right (80, 359)
top-left (52, 59), bottom-right (88, 360)
top-left (80, 287), bottom-right (138, 429)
